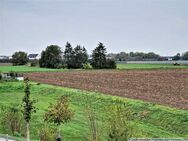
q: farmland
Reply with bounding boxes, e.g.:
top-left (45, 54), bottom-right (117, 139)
top-left (0, 65), bottom-right (66, 73)
top-left (0, 63), bottom-right (188, 73)
top-left (0, 64), bottom-right (188, 140)
top-left (0, 82), bottom-right (188, 140)
top-left (117, 63), bottom-right (188, 69)
top-left (25, 69), bottom-right (188, 110)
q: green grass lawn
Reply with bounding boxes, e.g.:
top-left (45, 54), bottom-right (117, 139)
top-left (0, 81), bottom-right (188, 140)
top-left (117, 63), bottom-right (188, 69)
top-left (0, 63), bottom-right (188, 73)
top-left (0, 66), bottom-right (66, 73)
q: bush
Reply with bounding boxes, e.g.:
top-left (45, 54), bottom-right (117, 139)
top-left (39, 125), bottom-right (57, 141)
top-left (105, 59), bottom-right (116, 69)
top-left (83, 63), bottom-right (92, 69)
top-left (30, 60), bottom-right (39, 67)
top-left (56, 64), bottom-right (65, 69)
top-left (0, 104), bottom-right (24, 136)
top-left (105, 101), bottom-right (135, 141)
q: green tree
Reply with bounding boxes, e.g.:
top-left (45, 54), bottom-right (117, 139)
top-left (63, 43), bottom-right (88, 68)
top-left (115, 52), bottom-right (128, 61)
top-left (39, 45), bottom-right (62, 68)
top-left (182, 51), bottom-right (188, 60)
top-left (173, 53), bottom-right (181, 61)
top-left (63, 42), bottom-right (74, 69)
top-left (82, 96), bottom-right (100, 141)
top-left (144, 52), bottom-right (159, 59)
top-left (0, 104), bottom-right (24, 136)
top-left (12, 51), bottom-right (28, 65)
top-left (44, 95), bottom-right (73, 140)
top-left (39, 125), bottom-right (57, 141)
top-left (22, 78), bottom-right (37, 141)
top-left (72, 45), bottom-right (88, 68)
top-left (106, 101), bottom-right (135, 141)
top-left (105, 59), bottom-right (116, 69)
top-left (91, 42), bottom-right (107, 69)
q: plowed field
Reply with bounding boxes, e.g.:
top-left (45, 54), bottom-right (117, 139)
top-left (25, 69), bottom-right (188, 109)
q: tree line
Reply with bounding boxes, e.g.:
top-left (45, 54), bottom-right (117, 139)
top-left (9, 44), bottom-right (188, 67)
top-left (107, 52), bottom-right (188, 61)
top-left (11, 42), bottom-right (116, 69)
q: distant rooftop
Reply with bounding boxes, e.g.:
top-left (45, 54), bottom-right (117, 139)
top-left (28, 54), bottom-right (38, 58)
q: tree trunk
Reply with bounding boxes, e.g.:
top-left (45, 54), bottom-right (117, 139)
top-left (58, 125), bottom-right (61, 137)
top-left (58, 125), bottom-right (62, 141)
top-left (26, 122), bottom-right (30, 141)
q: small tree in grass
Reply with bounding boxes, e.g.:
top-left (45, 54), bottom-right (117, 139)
top-left (83, 96), bottom-right (100, 141)
top-left (0, 104), bottom-right (24, 136)
top-left (106, 100), bottom-right (135, 141)
top-left (44, 95), bottom-right (73, 141)
top-left (22, 78), bottom-right (37, 141)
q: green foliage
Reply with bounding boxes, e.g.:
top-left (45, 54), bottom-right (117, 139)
top-left (91, 43), bottom-right (117, 69)
top-left (116, 63), bottom-right (188, 69)
top-left (30, 60), bottom-right (39, 67)
top-left (0, 66), bottom-right (66, 73)
top-left (182, 51), bottom-right (188, 60)
top-left (0, 104), bottom-right (24, 136)
top-left (106, 101), bottom-right (135, 141)
top-left (44, 95), bottom-right (73, 125)
top-left (12, 51), bottom-right (28, 66)
top-left (73, 45), bottom-right (88, 68)
top-left (91, 42), bottom-right (107, 69)
top-left (144, 52), bottom-right (160, 59)
top-left (0, 72), bottom-right (2, 80)
top-left (0, 82), bottom-right (188, 140)
top-left (115, 52), bottom-right (128, 61)
top-left (39, 45), bottom-right (63, 68)
top-left (173, 53), bottom-right (181, 61)
top-left (83, 63), bottom-right (93, 69)
top-left (44, 95), bottom-right (73, 140)
top-left (105, 59), bottom-right (117, 69)
top-left (83, 96), bottom-right (100, 141)
top-left (22, 78), bottom-right (37, 123)
top-left (38, 125), bottom-right (57, 141)
top-left (63, 42), bottom-right (88, 69)
top-left (113, 52), bottom-right (160, 61)
top-left (63, 42), bottom-right (74, 68)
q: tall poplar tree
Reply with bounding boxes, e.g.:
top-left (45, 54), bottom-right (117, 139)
top-left (22, 78), bottom-right (37, 141)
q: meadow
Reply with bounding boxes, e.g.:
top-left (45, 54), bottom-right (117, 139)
top-left (0, 65), bottom-right (66, 73)
top-left (0, 63), bottom-right (188, 140)
top-left (0, 63), bottom-right (188, 73)
top-left (117, 63), bottom-right (188, 69)
top-left (0, 81), bottom-right (188, 140)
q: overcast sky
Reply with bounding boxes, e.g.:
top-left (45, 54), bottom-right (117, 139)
top-left (0, 0), bottom-right (187, 56)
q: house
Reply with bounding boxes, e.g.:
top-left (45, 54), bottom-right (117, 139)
top-left (28, 54), bottom-right (40, 60)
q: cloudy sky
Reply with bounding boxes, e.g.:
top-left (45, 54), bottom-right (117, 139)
top-left (0, 0), bottom-right (187, 56)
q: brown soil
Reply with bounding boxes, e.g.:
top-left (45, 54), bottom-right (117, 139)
top-left (24, 69), bottom-right (188, 110)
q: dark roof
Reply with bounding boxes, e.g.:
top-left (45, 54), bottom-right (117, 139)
top-left (28, 54), bottom-right (38, 58)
